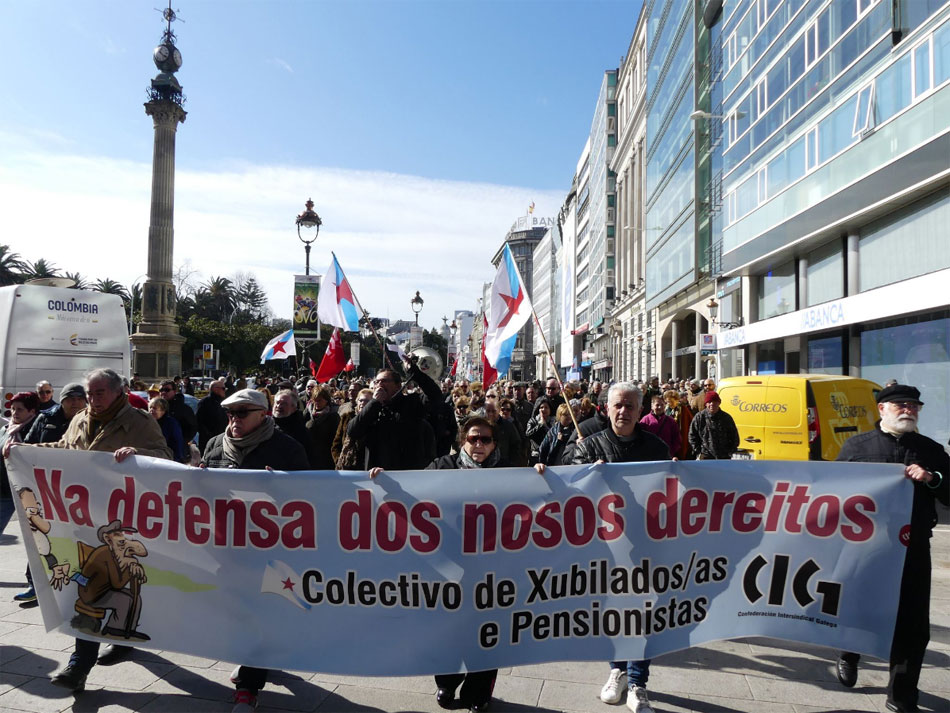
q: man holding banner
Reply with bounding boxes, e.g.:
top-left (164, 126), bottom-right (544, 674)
top-left (200, 388), bottom-right (310, 712)
top-left (20, 368), bottom-right (173, 691)
top-left (571, 381), bottom-right (671, 713)
top-left (833, 384), bottom-right (949, 713)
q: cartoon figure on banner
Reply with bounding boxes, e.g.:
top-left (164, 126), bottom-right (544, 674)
top-left (70, 520), bottom-right (151, 642)
top-left (17, 487), bottom-right (71, 590)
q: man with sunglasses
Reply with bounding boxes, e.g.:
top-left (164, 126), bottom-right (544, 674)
top-left (35, 380), bottom-right (57, 413)
top-left (350, 360), bottom-right (440, 473)
top-left (833, 384), bottom-right (948, 713)
top-left (200, 388), bottom-right (308, 711)
top-left (158, 380), bottom-right (198, 446)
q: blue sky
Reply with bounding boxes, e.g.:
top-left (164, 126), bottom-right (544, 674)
top-left (1, 0), bottom-right (641, 326)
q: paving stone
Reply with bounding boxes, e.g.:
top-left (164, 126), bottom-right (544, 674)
top-left (0, 625), bottom-right (74, 653)
top-left (649, 665), bottom-right (754, 699)
top-left (137, 694), bottom-right (233, 712)
top-left (0, 673), bottom-right (30, 697)
top-left (0, 649), bottom-right (70, 678)
top-left (746, 676), bottom-right (879, 710)
top-left (151, 650), bottom-right (217, 669)
top-left (138, 664), bottom-right (233, 701)
top-left (0, 622), bottom-right (27, 638)
top-left (491, 673), bottom-right (544, 707)
top-left (509, 660), bottom-right (605, 685)
top-left (536, 679), bottom-right (604, 712)
top-left (252, 675), bottom-right (333, 713)
top-left (65, 688), bottom-right (159, 713)
top-left (313, 684), bottom-right (440, 712)
top-left (83, 659), bottom-right (175, 692)
top-left (0, 608), bottom-right (44, 626)
top-left (0, 676), bottom-right (77, 713)
top-left (686, 693), bottom-right (796, 712)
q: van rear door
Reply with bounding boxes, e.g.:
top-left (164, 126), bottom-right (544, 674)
top-left (718, 382), bottom-right (767, 459)
top-left (763, 383), bottom-right (808, 460)
top-left (812, 379), bottom-right (880, 460)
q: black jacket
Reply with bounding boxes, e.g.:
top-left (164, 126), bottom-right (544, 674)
top-left (346, 365), bottom-right (439, 470)
top-left (168, 392), bottom-right (198, 444)
top-left (426, 454), bottom-right (510, 470)
top-left (560, 410), bottom-right (610, 464)
top-left (25, 405), bottom-right (71, 444)
top-left (837, 426), bottom-right (949, 545)
top-left (275, 410), bottom-right (320, 469)
top-left (202, 427), bottom-right (310, 471)
top-left (571, 424), bottom-right (671, 465)
top-left (196, 393), bottom-right (228, 454)
top-left (304, 408), bottom-right (340, 471)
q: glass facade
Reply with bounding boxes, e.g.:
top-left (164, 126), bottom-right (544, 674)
top-left (645, 0), bottom-right (696, 306)
top-left (806, 239), bottom-right (844, 307)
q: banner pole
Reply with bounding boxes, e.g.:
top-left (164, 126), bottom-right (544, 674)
top-left (531, 309), bottom-right (583, 439)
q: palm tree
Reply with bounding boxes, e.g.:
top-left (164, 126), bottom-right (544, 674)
top-left (0, 245), bottom-right (26, 285)
top-left (197, 276), bottom-right (236, 322)
top-left (63, 271), bottom-right (88, 290)
top-left (91, 278), bottom-right (130, 304)
top-left (24, 258), bottom-right (61, 281)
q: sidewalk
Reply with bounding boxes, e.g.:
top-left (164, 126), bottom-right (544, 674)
top-left (1, 513), bottom-right (947, 713)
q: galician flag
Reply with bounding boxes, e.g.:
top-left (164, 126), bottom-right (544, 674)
top-left (484, 243), bottom-right (532, 375)
top-left (317, 253), bottom-right (361, 332)
top-left (260, 560), bottom-right (311, 611)
top-left (260, 328), bottom-right (295, 364)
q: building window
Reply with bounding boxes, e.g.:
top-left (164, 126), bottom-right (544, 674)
top-left (757, 260), bottom-right (796, 320)
top-left (859, 189), bottom-right (950, 292)
top-left (852, 83), bottom-right (874, 135)
top-left (913, 37), bottom-right (933, 99)
top-left (807, 240), bottom-right (845, 306)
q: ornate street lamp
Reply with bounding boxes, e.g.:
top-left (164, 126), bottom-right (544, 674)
top-left (411, 291), bottom-right (424, 326)
top-left (295, 198), bottom-right (322, 275)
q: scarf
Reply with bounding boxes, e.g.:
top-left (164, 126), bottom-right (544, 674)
top-left (457, 447), bottom-right (501, 469)
top-left (222, 416), bottom-right (276, 467)
top-left (88, 394), bottom-right (128, 440)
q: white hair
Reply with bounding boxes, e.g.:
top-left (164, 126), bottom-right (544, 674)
top-left (607, 381), bottom-right (642, 407)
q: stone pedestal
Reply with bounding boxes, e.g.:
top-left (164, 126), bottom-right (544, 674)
top-left (131, 99), bottom-right (187, 379)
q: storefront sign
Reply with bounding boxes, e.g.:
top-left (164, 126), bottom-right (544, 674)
top-left (715, 269), bottom-right (949, 349)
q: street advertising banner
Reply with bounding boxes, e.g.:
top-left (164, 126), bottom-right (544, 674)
top-left (292, 274), bottom-right (321, 339)
top-left (8, 449), bottom-right (909, 675)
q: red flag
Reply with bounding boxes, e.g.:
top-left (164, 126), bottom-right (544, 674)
top-left (344, 358), bottom-right (356, 373)
top-left (315, 328), bottom-right (347, 381)
top-left (481, 314), bottom-right (497, 389)
top-left (449, 355), bottom-right (457, 378)
top-left (309, 358), bottom-right (318, 378)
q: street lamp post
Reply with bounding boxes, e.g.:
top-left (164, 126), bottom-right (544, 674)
top-left (295, 198), bottom-right (322, 275)
top-left (411, 291), bottom-right (424, 326)
top-left (448, 319), bottom-right (458, 372)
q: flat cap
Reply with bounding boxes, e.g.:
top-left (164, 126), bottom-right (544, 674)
top-left (221, 388), bottom-right (269, 410)
top-left (876, 383), bottom-right (924, 405)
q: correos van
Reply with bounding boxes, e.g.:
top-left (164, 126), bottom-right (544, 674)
top-left (0, 285), bottom-right (130, 419)
top-left (716, 374), bottom-right (881, 461)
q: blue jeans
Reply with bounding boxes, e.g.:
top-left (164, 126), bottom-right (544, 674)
top-left (610, 659), bottom-right (650, 688)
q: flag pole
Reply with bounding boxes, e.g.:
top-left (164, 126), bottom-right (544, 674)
top-left (531, 309), bottom-right (583, 439)
top-left (330, 252), bottom-right (399, 374)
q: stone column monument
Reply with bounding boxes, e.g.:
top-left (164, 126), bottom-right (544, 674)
top-left (131, 6), bottom-right (187, 379)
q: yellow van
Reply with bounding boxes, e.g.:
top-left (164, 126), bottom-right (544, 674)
top-left (716, 374), bottom-right (881, 461)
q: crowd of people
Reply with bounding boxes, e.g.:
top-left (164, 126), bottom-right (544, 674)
top-left (0, 363), bottom-right (946, 713)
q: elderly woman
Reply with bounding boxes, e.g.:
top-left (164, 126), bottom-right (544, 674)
top-left (664, 388), bottom-right (693, 459)
top-left (538, 402), bottom-right (575, 466)
top-left (306, 387), bottom-right (340, 470)
top-left (148, 397), bottom-right (187, 463)
top-left (426, 417), bottom-right (543, 710)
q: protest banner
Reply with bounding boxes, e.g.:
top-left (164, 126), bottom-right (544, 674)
top-left (7, 448), bottom-right (909, 675)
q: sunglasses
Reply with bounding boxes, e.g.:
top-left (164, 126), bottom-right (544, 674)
top-left (465, 435), bottom-right (493, 445)
top-left (226, 408), bottom-right (263, 420)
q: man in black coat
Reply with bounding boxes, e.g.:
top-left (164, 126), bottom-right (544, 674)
top-left (348, 361), bottom-right (438, 472)
top-left (272, 388), bottom-right (319, 468)
top-left (571, 382), bottom-right (669, 713)
top-left (159, 380), bottom-right (198, 445)
top-left (834, 384), bottom-right (949, 713)
top-left (200, 388), bottom-right (308, 711)
top-left (196, 378), bottom-right (228, 454)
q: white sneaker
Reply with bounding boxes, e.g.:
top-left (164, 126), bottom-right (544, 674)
top-left (600, 668), bottom-right (626, 704)
top-left (626, 685), bottom-right (655, 713)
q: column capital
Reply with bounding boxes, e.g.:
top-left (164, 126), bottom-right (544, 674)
top-left (145, 100), bottom-right (187, 127)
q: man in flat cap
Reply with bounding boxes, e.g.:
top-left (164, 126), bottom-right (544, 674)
top-left (834, 384), bottom-right (949, 713)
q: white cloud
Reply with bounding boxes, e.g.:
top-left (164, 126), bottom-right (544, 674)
top-left (266, 57), bottom-right (294, 74)
top-left (0, 140), bottom-right (563, 331)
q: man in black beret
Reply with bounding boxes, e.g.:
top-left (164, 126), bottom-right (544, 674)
top-left (834, 384), bottom-right (949, 712)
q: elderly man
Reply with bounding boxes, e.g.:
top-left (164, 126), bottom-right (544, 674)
top-left (200, 388), bottom-right (309, 712)
top-left (272, 388), bottom-right (317, 467)
top-left (571, 383), bottom-right (670, 713)
top-left (196, 378), bottom-right (228, 454)
top-left (349, 362), bottom-right (439, 472)
top-left (688, 390), bottom-right (739, 460)
top-left (15, 368), bottom-right (172, 689)
top-left (834, 384), bottom-right (948, 713)
top-left (35, 380), bottom-right (57, 412)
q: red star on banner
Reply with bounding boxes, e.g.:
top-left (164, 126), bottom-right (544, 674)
top-left (496, 286), bottom-right (523, 328)
top-left (272, 338), bottom-right (288, 355)
top-left (282, 577), bottom-right (295, 591)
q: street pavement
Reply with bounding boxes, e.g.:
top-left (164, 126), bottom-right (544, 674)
top-left (1, 513), bottom-right (948, 713)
